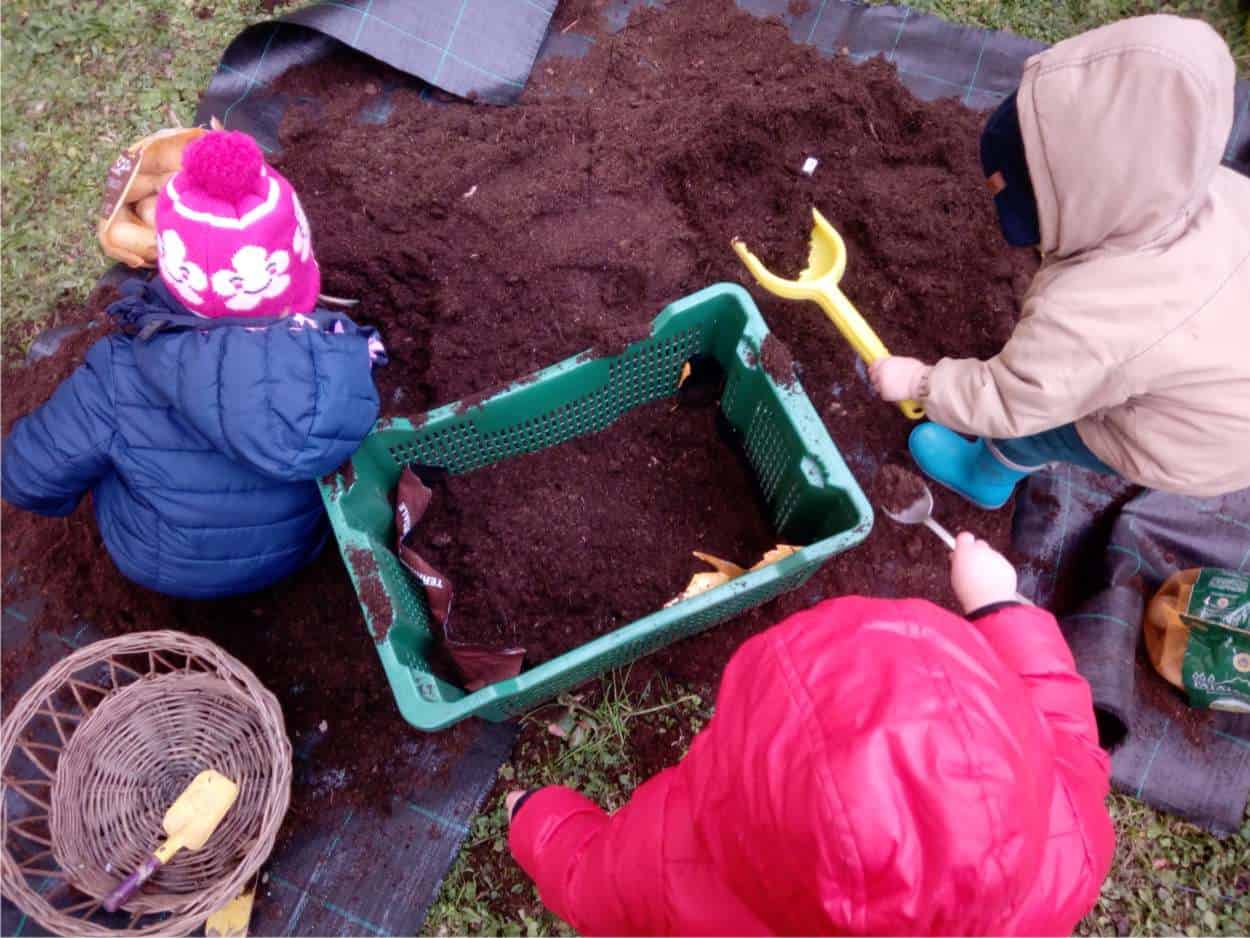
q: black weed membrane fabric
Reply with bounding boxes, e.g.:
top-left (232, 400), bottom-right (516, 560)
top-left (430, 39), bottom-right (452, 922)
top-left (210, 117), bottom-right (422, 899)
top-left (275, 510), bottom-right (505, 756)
top-left (6, 3), bottom-right (1249, 935)
top-left (1015, 470), bottom-right (1250, 835)
top-left (205, 0), bottom-right (557, 110)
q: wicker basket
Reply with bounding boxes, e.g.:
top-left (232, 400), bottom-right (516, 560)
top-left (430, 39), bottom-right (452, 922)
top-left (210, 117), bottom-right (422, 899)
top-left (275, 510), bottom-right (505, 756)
top-left (1, 631), bottom-right (292, 936)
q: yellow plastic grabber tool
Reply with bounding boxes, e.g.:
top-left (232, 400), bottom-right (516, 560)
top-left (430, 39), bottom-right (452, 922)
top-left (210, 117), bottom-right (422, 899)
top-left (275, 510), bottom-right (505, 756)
top-left (732, 208), bottom-right (925, 420)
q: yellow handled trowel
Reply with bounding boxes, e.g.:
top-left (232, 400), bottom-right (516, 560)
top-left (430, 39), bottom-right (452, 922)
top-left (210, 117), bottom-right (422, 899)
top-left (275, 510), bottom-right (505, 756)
top-left (206, 875), bottom-right (260, 937)
top-left (105, 769), bottom-right (239, 913)
top-left (732, 208), bottom-right (925, 420)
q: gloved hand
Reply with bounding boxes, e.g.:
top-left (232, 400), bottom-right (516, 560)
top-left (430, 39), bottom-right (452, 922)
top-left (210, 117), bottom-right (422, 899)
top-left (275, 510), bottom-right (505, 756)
top-left (950, 531), bottom-right (1019, 614)
top-left (869, 355), bottom-right (930, 402)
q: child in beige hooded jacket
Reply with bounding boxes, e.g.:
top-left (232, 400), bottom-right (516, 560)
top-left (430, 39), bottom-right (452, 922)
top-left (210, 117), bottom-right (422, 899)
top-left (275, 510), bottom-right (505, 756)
top-left (871, 14), bottom-right (1250, 507)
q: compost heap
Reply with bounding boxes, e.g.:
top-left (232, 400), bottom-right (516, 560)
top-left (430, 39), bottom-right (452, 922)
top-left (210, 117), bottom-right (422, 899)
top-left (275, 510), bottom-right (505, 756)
top-left (1, 0), bottom-right (1037, 814)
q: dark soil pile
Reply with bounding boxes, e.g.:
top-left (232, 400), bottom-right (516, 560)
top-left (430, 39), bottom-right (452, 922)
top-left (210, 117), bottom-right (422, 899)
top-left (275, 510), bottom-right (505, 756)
top-left (3, 0), bottom-right (1039, 818)
top-left (1, 285), bottom-right (120, 435)
top-left (272, 1), bottom-right (1033, 422)
top-left (264, 0), bottom-right (1036, 693)
top-left (421, 399), bottom-right (775, 665)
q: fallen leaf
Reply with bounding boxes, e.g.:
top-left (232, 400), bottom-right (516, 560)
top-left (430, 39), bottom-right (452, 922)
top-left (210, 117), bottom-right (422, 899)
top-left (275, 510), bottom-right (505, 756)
top-left (752, 544), bottom-right (801, 569)
top-left (692, 550), bottom-right (745, 577)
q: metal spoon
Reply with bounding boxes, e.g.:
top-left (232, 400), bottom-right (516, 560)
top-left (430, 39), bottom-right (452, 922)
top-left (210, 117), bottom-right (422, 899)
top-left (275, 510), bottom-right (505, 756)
top-left (883, 480), bottom-right (1033, 606)
top-left (883, 483), bottom-right (956, 548)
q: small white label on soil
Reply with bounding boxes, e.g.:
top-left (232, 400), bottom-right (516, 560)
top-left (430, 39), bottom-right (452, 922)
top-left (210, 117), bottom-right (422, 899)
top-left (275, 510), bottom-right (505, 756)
top-left (801, 157), bottom-right (819, 176)
top-left (318, 719), bottom-right (328, 733)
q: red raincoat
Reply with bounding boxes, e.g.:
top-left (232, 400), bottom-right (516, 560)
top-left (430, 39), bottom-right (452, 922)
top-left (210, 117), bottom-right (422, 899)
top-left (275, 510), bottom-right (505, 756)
top-left (510, 597), bottom-right (1114, 935)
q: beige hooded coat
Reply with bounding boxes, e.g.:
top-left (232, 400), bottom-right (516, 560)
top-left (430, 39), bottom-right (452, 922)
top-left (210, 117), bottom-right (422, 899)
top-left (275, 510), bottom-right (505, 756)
top-left (923, 15), bottom-right (1250, 496)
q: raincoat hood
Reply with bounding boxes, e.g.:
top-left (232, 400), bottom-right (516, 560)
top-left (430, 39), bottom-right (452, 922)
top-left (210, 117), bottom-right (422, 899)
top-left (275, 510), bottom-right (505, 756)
top-left (509, 598), bottom-right (1114, 936)
top-left (1017, 14), bottom-right (1236, 258)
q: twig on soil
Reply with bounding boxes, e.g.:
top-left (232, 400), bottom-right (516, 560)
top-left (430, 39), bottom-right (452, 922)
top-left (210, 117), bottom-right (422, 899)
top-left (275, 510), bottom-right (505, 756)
top-left (38, 518), bottom-right (72, 562)
top-left (318, 293), bottom-right (359, 307)
top-left (624, 695), bottom-right (702, 720)
top-left (561, 18), bottom-right (579, 33)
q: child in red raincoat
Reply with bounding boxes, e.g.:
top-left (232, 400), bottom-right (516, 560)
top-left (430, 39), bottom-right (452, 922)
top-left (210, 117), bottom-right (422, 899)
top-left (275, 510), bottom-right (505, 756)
top-left (506, 534), bottom-right (1114, 935)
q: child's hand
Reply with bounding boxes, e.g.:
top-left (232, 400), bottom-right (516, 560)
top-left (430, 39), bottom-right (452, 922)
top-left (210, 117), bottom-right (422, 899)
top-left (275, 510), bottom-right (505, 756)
top-left (506, 790), bottom-right (527, 822)
top-left (950, 532), bottom-right (1019, 614)
top-left (869, 356), bottom-right (929, 401)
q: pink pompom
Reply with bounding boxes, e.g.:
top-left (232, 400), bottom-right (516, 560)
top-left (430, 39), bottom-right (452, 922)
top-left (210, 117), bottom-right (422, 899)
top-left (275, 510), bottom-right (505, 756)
top-left (181, 131), bottom-right (264, 202)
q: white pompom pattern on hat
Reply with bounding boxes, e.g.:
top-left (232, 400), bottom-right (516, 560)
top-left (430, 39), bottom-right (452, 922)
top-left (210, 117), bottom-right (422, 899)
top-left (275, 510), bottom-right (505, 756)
top-left (157, 229), bottom-right (208, 307)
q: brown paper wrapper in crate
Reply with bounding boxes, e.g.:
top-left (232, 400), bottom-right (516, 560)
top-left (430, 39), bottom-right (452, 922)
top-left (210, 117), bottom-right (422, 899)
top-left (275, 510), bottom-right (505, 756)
top-left (394, 468), bottom-right (525, 691)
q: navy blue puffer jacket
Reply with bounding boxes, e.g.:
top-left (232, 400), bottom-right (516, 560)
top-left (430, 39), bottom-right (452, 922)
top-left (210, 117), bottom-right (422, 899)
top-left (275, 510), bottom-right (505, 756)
top-left (2, 278), bottom-right (381, 598)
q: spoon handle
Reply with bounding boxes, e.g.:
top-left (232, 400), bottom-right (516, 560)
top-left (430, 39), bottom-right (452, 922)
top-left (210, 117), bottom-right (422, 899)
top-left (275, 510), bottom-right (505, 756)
top-left (925, 518), bottom-right (1034, 606)
top-left (924, 517), bottom-right (958, 550)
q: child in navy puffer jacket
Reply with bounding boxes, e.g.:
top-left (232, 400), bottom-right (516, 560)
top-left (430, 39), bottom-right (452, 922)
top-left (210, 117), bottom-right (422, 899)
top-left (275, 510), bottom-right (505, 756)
top-left (2, 131), bottom-right (382, 599)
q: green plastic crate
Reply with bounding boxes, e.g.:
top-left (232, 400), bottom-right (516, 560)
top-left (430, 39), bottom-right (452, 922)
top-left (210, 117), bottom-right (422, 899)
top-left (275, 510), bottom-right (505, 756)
top-left (319, 283), bottom-right (872, 730)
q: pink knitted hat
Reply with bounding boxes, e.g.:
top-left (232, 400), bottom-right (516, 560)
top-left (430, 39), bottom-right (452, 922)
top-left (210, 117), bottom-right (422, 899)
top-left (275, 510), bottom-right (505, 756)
top-left (155, 131), bottom-right (320, 318)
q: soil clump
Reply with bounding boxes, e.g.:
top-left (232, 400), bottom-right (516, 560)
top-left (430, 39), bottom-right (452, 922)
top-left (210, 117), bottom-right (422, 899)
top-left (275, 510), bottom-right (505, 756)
top-left (872, 463), bottom-right (929, 516)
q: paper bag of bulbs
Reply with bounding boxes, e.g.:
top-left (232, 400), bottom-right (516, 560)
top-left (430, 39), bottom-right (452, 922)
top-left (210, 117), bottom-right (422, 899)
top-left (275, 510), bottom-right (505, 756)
top-left (1144, 567), bottom-right (1250, 713)
top-left (97, 120), bottom-right (225, 267)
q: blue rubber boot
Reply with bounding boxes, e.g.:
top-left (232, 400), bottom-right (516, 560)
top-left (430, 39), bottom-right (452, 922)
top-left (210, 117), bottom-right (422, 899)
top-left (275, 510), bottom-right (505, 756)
top-left (908, 423), bottom-right (1030, 510)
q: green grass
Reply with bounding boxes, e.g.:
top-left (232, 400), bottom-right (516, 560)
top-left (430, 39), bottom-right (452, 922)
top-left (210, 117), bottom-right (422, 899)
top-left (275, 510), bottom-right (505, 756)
top-left (1, 1), bottom-right (1244, 355)
top-left (425, 672), bottom-right (712, 936)
top-left (1085, 796), bottom-right (1250, 936)
top-left (0, 1), bottom-right (294, 354)
top-left (2, 0), bottom-right (1248, 934)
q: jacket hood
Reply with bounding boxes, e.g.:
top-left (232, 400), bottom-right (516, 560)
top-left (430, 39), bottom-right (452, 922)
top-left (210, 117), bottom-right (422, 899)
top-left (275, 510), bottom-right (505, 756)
top-left (107, 277), bottom-right (381, 481)
top-left (108, 276), bottom-right (355, 335)
top-left (688, 599), bottom-right (1057, 933)
top-left (1017, 15), bottom-right (1235, 258)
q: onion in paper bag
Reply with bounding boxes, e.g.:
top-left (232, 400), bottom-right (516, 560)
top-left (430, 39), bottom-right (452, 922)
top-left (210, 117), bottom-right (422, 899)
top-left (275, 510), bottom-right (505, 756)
top-left (97, 122), bottom-right (217, 267)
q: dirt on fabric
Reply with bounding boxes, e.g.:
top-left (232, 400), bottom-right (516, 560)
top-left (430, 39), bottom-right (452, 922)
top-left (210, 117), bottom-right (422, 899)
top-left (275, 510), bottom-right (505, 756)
top-left (3, 0), bottom-right (1041, 822)
top-left (420, 399), bottom-right (775, 666)
top-left (1136, 645), bottom-right (1215, 747)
